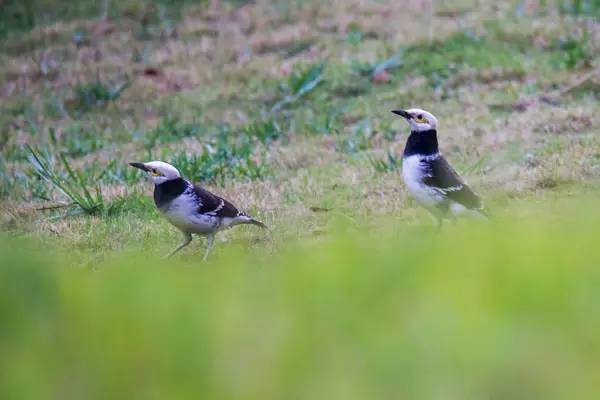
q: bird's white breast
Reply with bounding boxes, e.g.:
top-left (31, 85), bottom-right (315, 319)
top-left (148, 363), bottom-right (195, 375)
top-left (163, 193), bottom-right (219, 234)
top-left (402, 155), bottom-right (444, 211)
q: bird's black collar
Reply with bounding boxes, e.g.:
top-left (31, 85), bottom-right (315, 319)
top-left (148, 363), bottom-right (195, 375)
top-left (154, 177), bottom-right (189, 210)
top-left (403, 129), bottom-right (439, 157)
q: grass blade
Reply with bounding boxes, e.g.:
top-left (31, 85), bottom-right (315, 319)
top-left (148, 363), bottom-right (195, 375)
top-left (26, 146), bottom-right (105, 216)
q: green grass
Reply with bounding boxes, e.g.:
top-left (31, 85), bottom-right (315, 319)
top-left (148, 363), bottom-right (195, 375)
top-left (557, 0), bottom-right (600, 18)
top-left (169, 134), bottom-right (270, 185)
top-left (1, 195), bottom-right (600, 399)
top-left (27, 146), bottom-right (102, 212)
top-left (69, 78), bottom-right (130, 115)
top-left (1, 1), bottom-right (600, 396)
top-left (0, 0), bottom-right (201, 41)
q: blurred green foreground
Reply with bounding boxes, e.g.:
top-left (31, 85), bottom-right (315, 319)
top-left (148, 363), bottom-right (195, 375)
top-left (1, 195), bottom-right (600, 400)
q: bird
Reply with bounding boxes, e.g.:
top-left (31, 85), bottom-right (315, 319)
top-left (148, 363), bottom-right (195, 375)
top-left (391, 108), bottom-right (486, 228)
top-left (129, 161), bottom-right (268, 260)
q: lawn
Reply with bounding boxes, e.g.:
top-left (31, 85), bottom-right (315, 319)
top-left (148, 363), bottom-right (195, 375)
top-left (1, 0), bottom-right (599, 398)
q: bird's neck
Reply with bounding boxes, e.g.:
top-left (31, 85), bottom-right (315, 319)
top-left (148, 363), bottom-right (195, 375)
top-left (403, 129), bottom-right (439, 157)
top-left (154, 177), bottom-right (189, 210)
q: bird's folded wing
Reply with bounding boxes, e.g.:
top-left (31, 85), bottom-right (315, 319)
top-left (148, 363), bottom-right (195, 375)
top-left (423, 156), bottom-right (483, 210)
top-left (192, 185), bottom-right (241, 218)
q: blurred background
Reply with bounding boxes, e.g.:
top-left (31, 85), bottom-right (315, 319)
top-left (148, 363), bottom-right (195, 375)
top-left (0, 1), bottom-right (599, 399)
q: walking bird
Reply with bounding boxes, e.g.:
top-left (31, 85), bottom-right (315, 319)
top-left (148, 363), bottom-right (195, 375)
top-left (391, 108), bottom-right (486, 228)
top-left (130, 161), bottom-right (268, 260)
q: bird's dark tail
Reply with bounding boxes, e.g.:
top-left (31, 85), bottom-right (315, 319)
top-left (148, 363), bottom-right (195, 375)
top-left (247, 218), bottom-right (269, 230)
top-left (238, 212), bottom-right (270, 232)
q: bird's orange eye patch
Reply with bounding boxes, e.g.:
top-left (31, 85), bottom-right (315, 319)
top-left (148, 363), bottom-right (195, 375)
top-left (415, 116), bottom-right (428, 123)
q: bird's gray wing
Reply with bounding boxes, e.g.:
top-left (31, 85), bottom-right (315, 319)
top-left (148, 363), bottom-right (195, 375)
top-left (192, 185), bottom-right (241, 218)
top-left (423, 156), bottom-right (483, 210)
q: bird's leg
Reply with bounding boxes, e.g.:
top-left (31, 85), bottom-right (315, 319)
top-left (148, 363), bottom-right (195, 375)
top-left (202, 234), bottom-right (215, 261)
top-left (166, 232), bottom-right (192, 258)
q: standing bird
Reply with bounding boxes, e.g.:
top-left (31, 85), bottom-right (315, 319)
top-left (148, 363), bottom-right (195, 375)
top-left (130, 161), bottom-right (268, 260)
top-left (391, 108), bottom-right (486, 228)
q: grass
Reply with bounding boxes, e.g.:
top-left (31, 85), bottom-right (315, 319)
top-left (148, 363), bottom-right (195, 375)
top-left (142, 115), bottom-right (205, 148)
top-left (55, 124), bottom-right (105, 157)
top-left (0, 0), bottom-right (200, 41)
top-left (369, 151), bottom-right (402, 173)
top-left (0, 0), bottom-right (597, 224)
top-left (25, 145), bottom-right (133, 216)
top-left (271, 62), bottom-right (326, 113)
top-left (557, 0), bottom-right (600, 18)
top-left (1, 195), bottom-right (600, 399)
top-left (241, 118), bottom-right (284, 144)
top-left (27, 145), bottom-right (106, 213)
top-left (69, 78), bottom-right (130, 115)
top-left (0, 0), bottom-right (600, 396)
top-left (169, 132), bottom-right (269, 185)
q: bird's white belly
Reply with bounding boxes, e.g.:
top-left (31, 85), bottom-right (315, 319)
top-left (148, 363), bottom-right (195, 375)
top-left (448, 201), bottom-right (486, 219)
top-left (163, 196), bottom-right (219, 234)
top-left (402, 156), bottom-right (444, 211)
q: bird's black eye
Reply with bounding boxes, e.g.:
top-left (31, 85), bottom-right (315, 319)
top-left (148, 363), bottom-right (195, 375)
top-left (415, 114), bottom-right (428, 123)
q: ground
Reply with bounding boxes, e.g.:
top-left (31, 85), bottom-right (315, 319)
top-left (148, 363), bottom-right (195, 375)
top-left (1, 1), bottom-right (600, 397)
top-left (1, 1), bottom-right (599, 260)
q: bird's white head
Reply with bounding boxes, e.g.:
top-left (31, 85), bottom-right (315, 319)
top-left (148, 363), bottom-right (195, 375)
top-left (129, 160), bottom-right (181, 185)
top-left (391, 108), bottom-right (438, 132)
